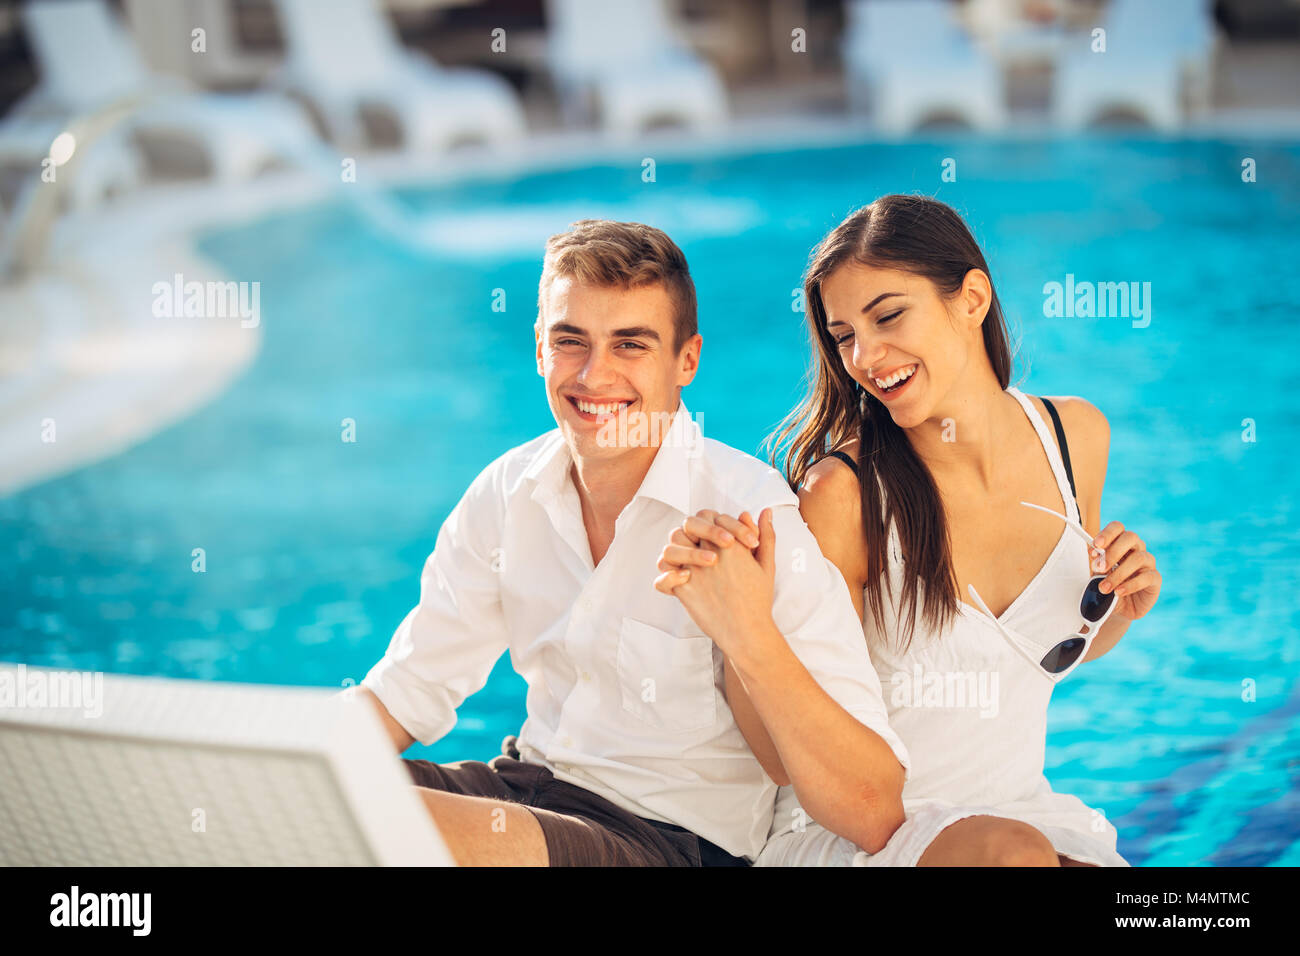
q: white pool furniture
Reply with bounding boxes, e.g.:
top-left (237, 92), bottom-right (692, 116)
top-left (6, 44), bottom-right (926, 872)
top-left (0, 663), bottom-right (455, 866)
top-left (1053, 0), bottom-right (1214, 131)
top-left (10, 0), bottom-right (318, 188)
top-left (544, 0), bottom-right (728, 137)
top-left (842, 0), bottom-right (1007, 134)
top-left (0, 112), bottom-right (142, 214)
top-left (272, 0), bottom-right (526, 154)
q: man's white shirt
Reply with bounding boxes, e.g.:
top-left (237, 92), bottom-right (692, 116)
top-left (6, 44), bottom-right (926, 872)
top-left (363, 399), bottom-right (909, 860)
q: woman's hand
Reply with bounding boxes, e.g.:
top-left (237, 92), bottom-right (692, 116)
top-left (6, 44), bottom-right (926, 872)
top-left (654, 508), bottom-right (779, 660)
top-left (1093, 521), bottom-right (1160, 621)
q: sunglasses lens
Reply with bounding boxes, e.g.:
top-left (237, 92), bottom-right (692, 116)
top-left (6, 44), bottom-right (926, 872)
top-left (1081, 578), bottom-right (1115, 623)
top-left (1040, 637), bottom-right (1087, 674)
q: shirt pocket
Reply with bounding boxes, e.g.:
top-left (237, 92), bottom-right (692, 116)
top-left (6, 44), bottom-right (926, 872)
top-left (616, 617), bottom-right (718, 733)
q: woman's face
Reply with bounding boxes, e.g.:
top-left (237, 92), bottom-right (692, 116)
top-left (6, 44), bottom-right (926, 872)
top-left (820, 261), bottom-right (987, 429)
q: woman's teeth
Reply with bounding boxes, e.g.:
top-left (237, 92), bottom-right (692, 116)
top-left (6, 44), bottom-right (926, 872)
top-left (874, 364), bottom-right (917, 391)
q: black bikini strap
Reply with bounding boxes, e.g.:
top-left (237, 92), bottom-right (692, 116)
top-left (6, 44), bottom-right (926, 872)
top-left (1039, 397), bottom-right (1077, 501)
top-left (825, 449), bottom-right (860, 476)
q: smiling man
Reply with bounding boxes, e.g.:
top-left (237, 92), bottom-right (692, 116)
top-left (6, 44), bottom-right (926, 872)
top-left (350, 219), bottom-right (909, 866)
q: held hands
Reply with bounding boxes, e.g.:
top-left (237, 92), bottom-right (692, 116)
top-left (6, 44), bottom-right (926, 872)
top-left (654, 508), bottom-right (778, 658)
top-left (1091, 521), bottom-right (1161, 621)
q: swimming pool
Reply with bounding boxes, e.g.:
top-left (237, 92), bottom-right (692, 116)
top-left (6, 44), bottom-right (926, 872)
top-left (3, 135), bottom-right (1298, 865)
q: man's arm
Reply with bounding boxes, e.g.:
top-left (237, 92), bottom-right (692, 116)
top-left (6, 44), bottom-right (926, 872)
top-left (359, 464), bottom-right (511, 750)
top-left (343, 685), bottom-right (416, 754)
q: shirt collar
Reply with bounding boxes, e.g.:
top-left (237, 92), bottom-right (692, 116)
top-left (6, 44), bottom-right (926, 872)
top-left (523, 398), bottom-right (698, 517)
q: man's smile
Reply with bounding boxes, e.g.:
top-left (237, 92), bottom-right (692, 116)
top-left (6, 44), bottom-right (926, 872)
top-left (565, 394), bottom-right (637, 423)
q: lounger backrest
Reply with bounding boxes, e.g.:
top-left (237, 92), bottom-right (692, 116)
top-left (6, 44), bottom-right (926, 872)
top-left (21, 0), bottom-right (149, 109)
top-left (546, 0), bottom-right (681, 79)
top-left (275, 0), bottom-right (404, 94)
top-left (845, 0), bottom-right (972, 61)
top-left (1107, 0), bottom-right (1214, 57)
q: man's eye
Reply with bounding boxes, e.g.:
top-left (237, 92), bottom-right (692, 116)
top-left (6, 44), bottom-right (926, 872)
top-left (617, 341), bottom-right (647, 350)
top-left (877, 310), bottom-right (903, 326)
top-left (555, 338), bottom-right (584, 347)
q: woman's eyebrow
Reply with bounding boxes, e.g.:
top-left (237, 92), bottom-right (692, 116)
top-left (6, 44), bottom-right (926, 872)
top-left (860, 292), bottom-right (904, 313)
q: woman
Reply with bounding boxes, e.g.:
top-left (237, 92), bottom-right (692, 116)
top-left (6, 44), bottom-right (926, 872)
top-left (655, 195), bottom-right (1161, 866)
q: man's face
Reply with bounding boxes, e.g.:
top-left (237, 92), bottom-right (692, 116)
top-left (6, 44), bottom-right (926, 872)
top-left (536, 278), bottom-right (700, 463)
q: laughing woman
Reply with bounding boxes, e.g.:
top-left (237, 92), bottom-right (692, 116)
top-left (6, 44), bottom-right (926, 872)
top-left (656, 195), bottom-right (1160, 866)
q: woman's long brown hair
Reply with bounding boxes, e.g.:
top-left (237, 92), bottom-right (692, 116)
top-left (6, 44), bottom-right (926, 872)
top-left (765, 195), bottom-right (1013, 648)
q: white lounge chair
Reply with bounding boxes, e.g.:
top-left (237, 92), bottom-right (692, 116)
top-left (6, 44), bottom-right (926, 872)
top-left (272, 0), bottom-right (526, 154)
top-left (842, 0), bottom-right (1007, 134)
top-left (0, 664), bottom-right (455, 865)
top-left (545, 0), bottom-right (728, 137)
top-left (1053, 0), bottom-right (1214, 131)
top-left (10, 0), bottom-right (317, 189)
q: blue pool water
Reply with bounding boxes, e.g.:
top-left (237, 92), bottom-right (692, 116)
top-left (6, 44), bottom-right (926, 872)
top-left (3, 136), bottom-right (1298, 865)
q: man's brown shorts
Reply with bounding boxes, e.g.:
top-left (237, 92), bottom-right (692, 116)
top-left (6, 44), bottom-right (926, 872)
top-left (402, 735), bottom-right (750, 867)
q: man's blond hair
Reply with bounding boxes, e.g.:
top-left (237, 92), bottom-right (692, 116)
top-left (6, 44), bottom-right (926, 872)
top-left (537, 220), bottom-right (698, 352)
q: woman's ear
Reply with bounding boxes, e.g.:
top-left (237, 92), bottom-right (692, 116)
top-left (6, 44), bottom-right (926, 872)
top-left (959, 268), bottom-right (993, 330)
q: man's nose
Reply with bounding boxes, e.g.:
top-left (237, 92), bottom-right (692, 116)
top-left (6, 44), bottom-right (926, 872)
top-left (578, 346), bottom-right (617, 388)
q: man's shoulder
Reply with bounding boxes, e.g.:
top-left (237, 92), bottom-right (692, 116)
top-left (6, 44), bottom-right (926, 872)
top-left (461, 427), bottom-right (563, 504)
top-left (694, 436), bottom-right (799, 514)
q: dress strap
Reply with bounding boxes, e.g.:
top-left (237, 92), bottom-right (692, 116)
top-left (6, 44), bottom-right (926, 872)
top-left (1005, 387), bottom-right (1080, 522)
top-left (825, 449), bottom-right (859, 476)
top-left (1039, 398), bottom-right (1077, 501)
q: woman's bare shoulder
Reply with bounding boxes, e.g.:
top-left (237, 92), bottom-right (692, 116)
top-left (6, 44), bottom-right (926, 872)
top-left (797, 443), bottom-right (868, 582)
top-left (1032, 394), bottom-right (1110, 511)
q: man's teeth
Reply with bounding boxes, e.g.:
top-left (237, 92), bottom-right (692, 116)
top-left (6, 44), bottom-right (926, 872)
top-left (576, 399), bottom-right (631, 415)
top-left (874, 365), bottom-right (917, 390)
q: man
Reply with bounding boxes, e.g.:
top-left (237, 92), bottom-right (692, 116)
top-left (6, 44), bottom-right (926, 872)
top-left (350, 219), bottom-right (909, 865)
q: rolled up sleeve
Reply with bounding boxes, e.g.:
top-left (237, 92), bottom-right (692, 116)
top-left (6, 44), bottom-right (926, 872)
top-left (362, 466), bottom-right (510, 747)
top-left (767, 503), bottom-right (910, 777)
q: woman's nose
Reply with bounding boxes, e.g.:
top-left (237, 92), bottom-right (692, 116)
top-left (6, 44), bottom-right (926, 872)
top-left (854, 338), bottom-right (887, 375)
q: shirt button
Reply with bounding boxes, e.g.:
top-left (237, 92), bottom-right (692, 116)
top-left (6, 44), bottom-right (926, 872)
top-left (581, 671), bottom-right (592, 682)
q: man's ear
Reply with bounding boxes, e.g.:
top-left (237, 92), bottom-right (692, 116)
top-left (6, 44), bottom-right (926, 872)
top-left (676, 333), bottom-right (703, 388)
top-left (535, 321), bottom-right (545, 376)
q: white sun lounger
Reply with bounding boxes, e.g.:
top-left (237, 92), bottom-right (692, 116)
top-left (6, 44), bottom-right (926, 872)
top-left (1053, 0), bottom-right (1215, 131)
top-left (0, 663), bottom-right (455, 866)
top-left (10, 0), bottom-right (318, 188)
top-left (271, 0), bottom-right (526, 154)
top-left (544, 0), bottom-right (728, 137)
top-left (842, 0), bottom-right (1007, 134)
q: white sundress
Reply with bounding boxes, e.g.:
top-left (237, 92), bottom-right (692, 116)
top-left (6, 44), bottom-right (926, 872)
top-left (757, 387), bottom-right (1129, 867)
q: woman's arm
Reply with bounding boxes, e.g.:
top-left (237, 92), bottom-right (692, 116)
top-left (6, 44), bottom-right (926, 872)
top-left (718, 456), bottom-right (873, 786)
top-left (656, 510), bottom-right (790, 784)
top-left (1044, 397), bottom-right (1159, 661)
top-left (653, 454), bottom-right (907, 853)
